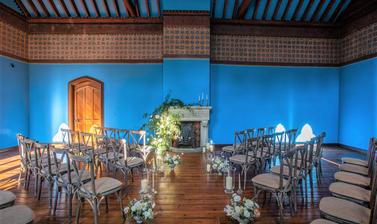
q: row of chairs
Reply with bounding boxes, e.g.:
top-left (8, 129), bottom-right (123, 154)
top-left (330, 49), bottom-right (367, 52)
top-left (0, 190), bottom-right (34, 224)
top-left (312, 138), bottom-right (377, 224)
top-left (222, 127), bottom-right (326, 223)
top-left (16, 128), bottom-right (148, 224)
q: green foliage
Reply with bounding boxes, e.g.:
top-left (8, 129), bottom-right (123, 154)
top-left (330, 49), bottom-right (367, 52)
top-left (143, 95), bottom-right (189, 156)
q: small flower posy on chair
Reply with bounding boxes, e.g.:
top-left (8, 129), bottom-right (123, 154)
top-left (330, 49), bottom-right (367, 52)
top-left (224, 193), bottom-right (260, 224)
top-left (124, 194), bottom-right (155, 224)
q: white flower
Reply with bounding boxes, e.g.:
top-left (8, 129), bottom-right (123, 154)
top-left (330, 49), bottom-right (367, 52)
top-left (244, 209), bottom-right (250, 218)
top-left (234, 206), bottom-right (242, 214)
top-left (233, 194), bottom-right (241, 203)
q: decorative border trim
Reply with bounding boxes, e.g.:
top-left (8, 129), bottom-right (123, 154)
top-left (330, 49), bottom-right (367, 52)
top-left (163, 10), bottom-right (210, 16)
top-left (29, 59), bottom-right (163, 64)
top-left (210, 60), bottom-right (339, 67)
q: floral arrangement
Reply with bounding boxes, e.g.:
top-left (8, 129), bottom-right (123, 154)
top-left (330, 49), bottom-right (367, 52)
top-left (124, 195), bottom-right (155, 224)
top-left (143, 96), bottom-right (188, 156)
top-left (224, 193), bottom-right (260, 224)
top-left (211, 156), bottom-right (230, 174)
top-left (164, 154), bottom-right (182, 169)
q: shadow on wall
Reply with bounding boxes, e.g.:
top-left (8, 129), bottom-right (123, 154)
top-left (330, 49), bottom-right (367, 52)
top-left (52, 123), bottom-right (69, 143)
top-left (275, 123), bottom-right (316, 142)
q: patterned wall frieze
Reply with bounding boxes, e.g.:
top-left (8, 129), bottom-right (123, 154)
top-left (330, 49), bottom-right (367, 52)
top-left (163, 26), bottom-right (210, 57)
top-left (28, 33), bottom-right (163, 62)
top-left (340, 22), bottom-right (377, 64)
top-left (0, 21), bottom-right (28, 61)
top-left (211, 35), bottom-right (340, 65)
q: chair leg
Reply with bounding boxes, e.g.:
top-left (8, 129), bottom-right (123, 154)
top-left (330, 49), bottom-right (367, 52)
top-left (38, 177), bottom-right (43, 201)
top-left (92, 199), bottom-right (99, 224)
top-left (116, 191), bottom-right (125, 219)
top-left (243, 168), bottom-right (247, 190)
top-left (53, 188), bottom-right (59, 215)
top-left (105, 196), bottom-right (109, 213)
top-left (75, 198), bottom-right (82, 224)
top-left (48, 181), bottom-right (54, 208)
top-left (68, 193), bottom-right (72, 224)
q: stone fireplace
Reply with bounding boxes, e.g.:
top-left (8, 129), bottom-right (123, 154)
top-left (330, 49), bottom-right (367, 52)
top-left (169, 106), bottom-right (211, 151)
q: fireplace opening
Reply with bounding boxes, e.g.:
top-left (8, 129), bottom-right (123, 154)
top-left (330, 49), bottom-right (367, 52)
top-left (174, 121), bottom-right (201, 148)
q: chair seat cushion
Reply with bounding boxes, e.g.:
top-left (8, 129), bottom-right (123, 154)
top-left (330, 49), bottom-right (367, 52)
top-left (339, 163), bottom-right (368, 176)
top-left (310, 219), bottom-right (337, 224)
top-left (0, 191), bottom-right (16, 209)
top-left (222, 145), bottom-right (235, 152)
top-left (271, 166), bottom-right (301, 177)
top-left (116, 157), bottom-right (144, 168)
top-left (0, 205), bottom-right (34, 224)
top-left (252, 173), bottom-right (288, 189)
top-left (329, 182), bottom-right (370, 202)
top-left (80, 177), bottom-right (122, 195)
top-left (334, 171), bottom-right (370, 187)
top-left (319, 197), bottom-right (370, 224)
top-left (230, 154), bottom-right (255, 164)
top-left (341, 157), bottom-right (368, 167)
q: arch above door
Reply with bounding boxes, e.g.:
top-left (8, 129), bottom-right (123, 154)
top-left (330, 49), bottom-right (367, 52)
top-left (68, 76), bottom-right (104, 132)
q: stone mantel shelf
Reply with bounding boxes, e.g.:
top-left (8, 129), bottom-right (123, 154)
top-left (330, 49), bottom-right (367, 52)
top-left (169, 106), bottom-right (211, 122)
top-left (169, 106), bottom-right (211, 147)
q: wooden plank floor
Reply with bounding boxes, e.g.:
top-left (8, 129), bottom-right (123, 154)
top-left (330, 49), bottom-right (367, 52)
top-left (0, 146), bottom-right (365, 223)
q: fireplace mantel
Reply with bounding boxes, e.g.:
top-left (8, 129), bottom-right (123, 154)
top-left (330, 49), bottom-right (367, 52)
top-left (169, 106), bottom-right (211, 147)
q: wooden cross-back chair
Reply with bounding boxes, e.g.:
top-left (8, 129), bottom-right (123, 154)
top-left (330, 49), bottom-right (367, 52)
top-left (229, 130), bottom-right (258, 189)
top-left (222, 129), bottom-right (250, 156)
top-left (320, 157), bottom-right (377, 224)
top-left (71, 151), bottom-right (124, 224)
top-left (61, 128), bottom-right (80, 148)
top-left (252, 134), bottom-right (299, 223)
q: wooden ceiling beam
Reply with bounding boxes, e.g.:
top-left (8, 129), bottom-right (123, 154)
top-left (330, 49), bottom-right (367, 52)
top-left (123, 0), bottom-right (136, 17)
top-left (145, 0), bottom-right (150, 17)
top-left (48, 0), bottom-right (61, 17)
top-left (237, 0), bottom-right (252, 19)
top-left (133, 0), bottom-right (140, 17)
top-left (37, 0), bottom-right (50, 17)
top-left (272, 0), bottom-right (282, 20)
top-left (232, 0), bottom-right (239, 19)
top-left (69, 0), bottom-right (80, 17)
top-left (59, 0), bottom-right (71, 17)
top-left (252, 0), bottom-right (261, 20)
top-left (281, 0), bottom-right (292, 20)
top-left (319, 0), bottom-right (335, 22)
top-left (337, 0), bottom-right (377, 23)
top-left (211, 0), bottom-right (216, 18)
top-left (113, 0), bottom-right (120, 17)
top-left (329, 0), bottom-right (346, 22)
top-left (102, 0), bottom-right (110, 17)
top-left (15, 0), bottom-right (31, 17)
top-left (222, 0), bottom-right (228, 18)
top-left (80, 0), bottom-right (90, 17)
top-left (28, 0), bottom-right (41, 17)
top-left (310, 0), bottom-right (325, 22)
top-left (301, 0), bottom-right (314, 21)
top-left (292, 0), bottom-right (304, 20)
top-left (156, 0), bottom-right (161, 17)
top-left (90, 0), bottom-right (99, 17)
top-left (262, 0), bottom-right (271, 20)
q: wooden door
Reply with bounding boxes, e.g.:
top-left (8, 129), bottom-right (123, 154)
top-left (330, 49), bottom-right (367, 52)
top-left (69, 77), bottom-right (103, 133)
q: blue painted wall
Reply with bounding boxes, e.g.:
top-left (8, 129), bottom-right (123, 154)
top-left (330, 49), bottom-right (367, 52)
top-left (338, 57), bottom-right (377, 150)
top-left (163, 58), bottom-right (210, 105)
top-left (210, 64), bottom-right (340, 144)
top-left (0, 56), bottom-right (29, 148)
top-left (28, 63), bottom-right (163, 143)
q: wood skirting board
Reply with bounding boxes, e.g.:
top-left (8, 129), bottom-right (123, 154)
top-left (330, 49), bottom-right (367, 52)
top-left (0, 146), bottom-right (17, 153)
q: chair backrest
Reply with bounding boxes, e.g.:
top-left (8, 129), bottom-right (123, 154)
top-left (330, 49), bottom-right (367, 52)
top-left (281, 129), bottom-right (297, 152)
top-left (93, 127), bottom-right (104, 135)
top-left (103, 128), bottom-right (116, 139)
top-left (233, 130), bottom-right (247, 154)
top-left (267, 127), bottom-right (275, 135)
top-left (367, 138), bottom-right (377, 176)
top-left (16, 134), bottom-right (28, 169)
top-left (51, 148), bottom-right (73, 187)
top-left (257, 128), bottom-right (265, 138)
top-left (245, 128), bottom-right (256, 147)
top-left (128, 130), bottom-right (146, 151)
top-left (278, 142), bottom-right (298, 190)
top-left (273, 132), bottom-right (284, 156)
top-left (34, 143), bottom-right (53, 179)
top-left (368, 158), bottom-right (377, 224)
top-left (70, 151), bottom-right (97, 195)
top-left (116, 129), bottom-right (129, 141)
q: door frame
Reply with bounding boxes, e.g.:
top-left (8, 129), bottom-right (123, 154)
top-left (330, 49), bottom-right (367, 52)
top-left (68, 76), bottom-right (104, 131)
